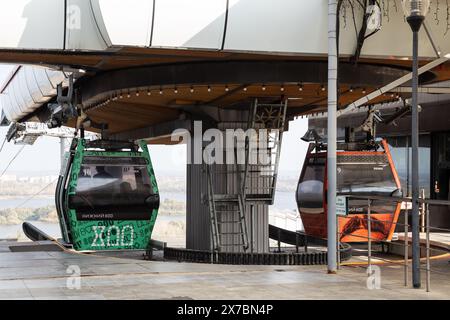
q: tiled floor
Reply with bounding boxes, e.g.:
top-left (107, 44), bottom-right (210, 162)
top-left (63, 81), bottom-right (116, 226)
top-left (0, 242), bottom-right (448, 300)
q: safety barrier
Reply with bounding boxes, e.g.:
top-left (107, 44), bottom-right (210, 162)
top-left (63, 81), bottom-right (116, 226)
top-left (338, 192), bottom-right (450, 293)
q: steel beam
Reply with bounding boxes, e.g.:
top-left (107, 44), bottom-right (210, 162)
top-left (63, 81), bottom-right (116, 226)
top-left (391, 86), bottom-right (450, 94)
top-left (338, 56), bottom-right (449, 117)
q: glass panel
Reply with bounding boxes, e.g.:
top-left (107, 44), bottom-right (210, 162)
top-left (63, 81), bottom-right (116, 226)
top-left (337, 162), bottom-right (397, 195)
top-left (387, 136), bottom-right (409, 197)
top-left (76, 165), bottom-right (152, 195)
top-left (435, 133), bottom-right (450, 201)
top-left (387, 135), bottom-right (430, 197)
top-left (296, 157), bottom-right (325, 214)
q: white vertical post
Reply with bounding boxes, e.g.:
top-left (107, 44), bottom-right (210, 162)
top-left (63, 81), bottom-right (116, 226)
top-left (60, 137), bottom-right (67, 169)
top-left (426, 203), bottom-right (430, 292)
top-left (336, 217), bottom-right (340, 269)
top-left (327, 0), bottom-right (338, 273)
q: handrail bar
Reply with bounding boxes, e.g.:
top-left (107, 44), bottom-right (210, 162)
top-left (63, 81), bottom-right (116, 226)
top-left (338, 193), bottom-right (450, 207)
top-left (338, 193), bottom-right (410, 203)
top-left (335, 194), bottom-right (450, 292)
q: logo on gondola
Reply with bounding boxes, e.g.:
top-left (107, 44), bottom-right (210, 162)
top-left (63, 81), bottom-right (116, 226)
top-left (81, 213), bottom-right (114, 219)
top-left (91, 225), bottom-right (135, 247)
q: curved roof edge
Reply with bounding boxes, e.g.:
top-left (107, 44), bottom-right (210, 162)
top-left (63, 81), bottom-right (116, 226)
top-left (0, 65), bottom-right (69, 122)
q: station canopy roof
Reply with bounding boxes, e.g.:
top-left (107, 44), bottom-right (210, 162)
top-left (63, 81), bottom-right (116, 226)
top-left (1, 0), bottom-right (450, 136)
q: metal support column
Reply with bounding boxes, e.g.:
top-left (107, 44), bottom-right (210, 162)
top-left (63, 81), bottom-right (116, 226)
top-left (367, 199), bottom-right (372, 274)
top-left (327, 0), bottom-right (338, 273)
top-left (250, 205), bottom-right (254, 253)
top-left (404, 205), bottom-right (409, 286)
top-left (425, 203), bottom-right (430, 292)
top-left (336, 218), bottom-right (340, 269)
top-left (420, 189), bottom-right (426, 232)
top-left (411, 28), bottom-right (421, 289)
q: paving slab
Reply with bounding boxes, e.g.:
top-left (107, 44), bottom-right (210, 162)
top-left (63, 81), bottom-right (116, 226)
top-left (0, 242), bottom-right (448, 300)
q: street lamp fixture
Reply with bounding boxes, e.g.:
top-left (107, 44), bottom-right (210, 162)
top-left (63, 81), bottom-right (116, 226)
top-left (402, 0), bottom-right (430, 31)
top-left (401, 0), bottom-right (430, 289)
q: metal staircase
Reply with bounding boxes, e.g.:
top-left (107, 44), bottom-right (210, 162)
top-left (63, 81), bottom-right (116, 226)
top-left (241, 98), bottom-right (288, 205)
top-left (206, 163), bottom-right (249, 252)
top-left (205, 98), bottom-right (288, 252)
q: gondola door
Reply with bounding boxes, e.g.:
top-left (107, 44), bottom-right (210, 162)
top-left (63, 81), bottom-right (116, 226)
top-left (335, 141), bottom-right (402, 242)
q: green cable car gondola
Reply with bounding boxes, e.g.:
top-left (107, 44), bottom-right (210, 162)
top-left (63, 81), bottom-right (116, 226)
top-left (55, 138), bottom-right (160, 251)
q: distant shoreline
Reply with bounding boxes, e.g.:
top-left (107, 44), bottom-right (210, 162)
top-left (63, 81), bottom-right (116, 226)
top-left (0, 198), bottom-right (187, 226)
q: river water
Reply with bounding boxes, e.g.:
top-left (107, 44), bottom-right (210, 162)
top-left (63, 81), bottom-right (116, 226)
top-left (0, 221), bottom-right (61, 240)
top-left (0, 191), bottom-right (298, 239)
top-left (0, 196), bottom-right (54, 209)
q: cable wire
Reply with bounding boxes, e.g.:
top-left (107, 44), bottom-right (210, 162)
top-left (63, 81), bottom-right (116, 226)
top-left (0, 145), bottom-right (25, 179)
top-left (14, 178), bottom-right (58, 209)
top-left (0, 137), bottom-right (6, 154)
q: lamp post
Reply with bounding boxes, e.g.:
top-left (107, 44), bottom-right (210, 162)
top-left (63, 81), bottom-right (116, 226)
top-left (401, 0), bottom-right (430, 289)
top-left (327, 0), bottom-right (338, 274)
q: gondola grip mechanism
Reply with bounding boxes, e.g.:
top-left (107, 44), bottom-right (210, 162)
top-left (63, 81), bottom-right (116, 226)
top-left (47, 74), bottom-right (77, 129)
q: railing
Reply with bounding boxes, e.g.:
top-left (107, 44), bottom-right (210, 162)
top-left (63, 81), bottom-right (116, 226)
top-left (338, 193), bottom-right (450, 292)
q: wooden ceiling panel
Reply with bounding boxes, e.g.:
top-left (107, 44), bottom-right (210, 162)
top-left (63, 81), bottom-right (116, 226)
top-left (86, 99), bottom-right (180, 134)
top-left (83, 82), bottom-right (401, 133)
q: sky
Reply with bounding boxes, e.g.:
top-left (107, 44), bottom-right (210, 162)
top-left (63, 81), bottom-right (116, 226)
top-left (0, 64), bottom-right (309, 178)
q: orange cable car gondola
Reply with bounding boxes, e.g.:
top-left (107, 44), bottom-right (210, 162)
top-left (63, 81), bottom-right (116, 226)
top-left (296, 121), bottom-right (402, 243)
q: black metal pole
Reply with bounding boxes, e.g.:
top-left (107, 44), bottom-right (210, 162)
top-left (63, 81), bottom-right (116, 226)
top-left (304, 234), bottom-right (308, 253)
top-left (277, 229), bottom-right (281, 253)
top-left (411, 27), bottom-right (421, 289)
top-left (404, 8), bottom-right (424, 288)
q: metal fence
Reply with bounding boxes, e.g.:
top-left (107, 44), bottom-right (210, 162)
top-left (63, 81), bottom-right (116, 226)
top-left (338, 193), bottom-right (450, 292)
